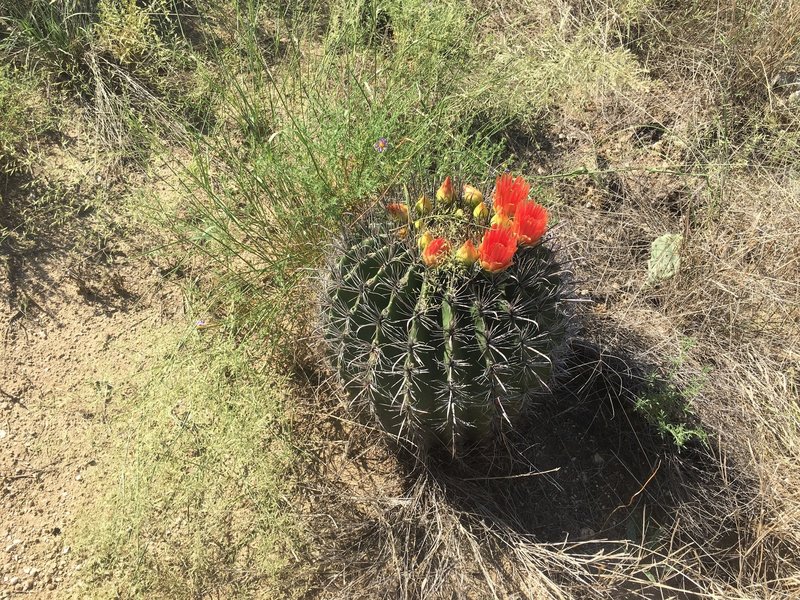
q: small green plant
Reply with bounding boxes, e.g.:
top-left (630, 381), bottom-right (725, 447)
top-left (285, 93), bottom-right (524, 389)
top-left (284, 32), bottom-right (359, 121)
top-left (322, 173), bottom-right (569, 454)
top-left (634, 337), bottom-right (710, 448)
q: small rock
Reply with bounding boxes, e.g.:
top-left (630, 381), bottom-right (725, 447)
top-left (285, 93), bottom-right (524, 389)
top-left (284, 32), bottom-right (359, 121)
top-left (592, 453), bottom-right (605, 465)
top-left (61, 546), bottom-right (70, 555)
top-left (9, 576), bottom-right (19, 585)
top-left (0, 430), bottom-right (6, 440)
top-left (75, 474), bottom-right (82, 482)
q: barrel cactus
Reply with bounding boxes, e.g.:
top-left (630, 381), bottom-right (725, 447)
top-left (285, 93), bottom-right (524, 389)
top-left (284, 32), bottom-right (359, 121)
top-left (322, 173), bottom-right (570, 455)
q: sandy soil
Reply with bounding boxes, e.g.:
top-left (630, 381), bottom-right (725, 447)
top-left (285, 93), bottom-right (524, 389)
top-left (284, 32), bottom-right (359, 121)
top-left (1, 144), bottom-right (183, 597)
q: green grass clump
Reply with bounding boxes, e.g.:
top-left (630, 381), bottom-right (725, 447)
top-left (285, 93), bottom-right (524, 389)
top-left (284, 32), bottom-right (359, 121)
top-left (0, 65), bottom-right (52, 174)
top-left (168, 0), bottom-right (511, 346)
top-left (77, 330), bottom-right (298, 599)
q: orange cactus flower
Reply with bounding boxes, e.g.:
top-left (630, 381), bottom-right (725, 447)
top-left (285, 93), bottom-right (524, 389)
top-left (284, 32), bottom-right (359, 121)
top-left (478, 225), bottom-right (518, 272)
top-left (455, 240), bottom-right (479, 266)
top-left (421, 237), bottom-right (451, 267)
top-left (386, 202), bottom-right (409, 222)
top-left (492, 172), bottom-right (530, 217)
top-left (512, 200), bottom-right (548, 246)
top-left (436, 176), bottom-right (455, 206)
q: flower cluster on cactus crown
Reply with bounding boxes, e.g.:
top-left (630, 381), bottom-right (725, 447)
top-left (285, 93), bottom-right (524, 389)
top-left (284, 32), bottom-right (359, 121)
top-left (385, 172), bottom-right (548, 273)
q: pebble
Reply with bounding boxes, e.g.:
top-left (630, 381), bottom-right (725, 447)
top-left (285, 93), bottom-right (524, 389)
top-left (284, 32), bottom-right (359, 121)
top-left (0, 430), bottom-right (6, 439)
top-left (61, 546), bottom-right (70, 555)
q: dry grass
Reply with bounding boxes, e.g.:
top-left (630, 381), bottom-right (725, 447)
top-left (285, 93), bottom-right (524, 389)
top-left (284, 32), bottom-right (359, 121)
top-left (285, 1), bottom-right (800, 598)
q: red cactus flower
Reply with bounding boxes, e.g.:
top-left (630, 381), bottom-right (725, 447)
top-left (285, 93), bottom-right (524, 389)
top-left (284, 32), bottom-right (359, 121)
top-left (492, 172), bottom-right (530, 217)
top-left (512, 200), bottom-right (548, 246)
top-left (421, 237), bottom-right (450, 267)
top-left (478, 225), bottom-right (517, 272)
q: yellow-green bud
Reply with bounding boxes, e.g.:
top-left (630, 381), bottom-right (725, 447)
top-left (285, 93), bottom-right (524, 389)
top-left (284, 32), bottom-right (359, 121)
top-left (462, 184), bottom-right (484, 208)
top-left (473, 201), bottom-right (489, 221)
top-left (436, 176), bottom-right (454, 206)
top-left (414, 218), bottom-right (425, 231)
top-left (455, 208), bottom-right (465, 218)
top-left (415, 195), bottom-right (432, 215)
top-left (418, 231), bottom-right (434, 253)
top-left (455, 240), bottom-right (479, 266)
top-left (490, 212), bottom-right (512, 228)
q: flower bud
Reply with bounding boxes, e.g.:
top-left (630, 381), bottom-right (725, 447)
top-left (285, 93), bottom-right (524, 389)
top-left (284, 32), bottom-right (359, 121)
top-left (436, 176), bottom-right (454, 206)
top-left (473, 201), bottom-right (489, 221)
top-left (455, 208), bottom-right (465, 218)
top-left (417, 231), bottom-right (433, 253)
top-left (462, 184), bottom-right (483, 208)
top-left (455, 240), bottom-right (479, 266)
top-left (414, 218), bottom-right (425, 231)
top-left (386, 203), bottom-right (409, 223)
top-left (415, 195), bottom-right (432, 216)
top-left (490, 212), bottom-right (512, 228)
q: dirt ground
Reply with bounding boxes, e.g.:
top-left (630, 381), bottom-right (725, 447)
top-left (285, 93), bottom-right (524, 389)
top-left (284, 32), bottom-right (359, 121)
top-left (0, 139), bottom-right (183, 597)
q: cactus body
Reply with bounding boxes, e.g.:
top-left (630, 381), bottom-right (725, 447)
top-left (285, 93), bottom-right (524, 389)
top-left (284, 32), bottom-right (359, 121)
top-left (323, 218), bottom-right (568, 454)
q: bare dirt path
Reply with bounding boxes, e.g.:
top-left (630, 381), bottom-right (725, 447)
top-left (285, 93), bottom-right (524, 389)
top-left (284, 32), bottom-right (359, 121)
top-left (1, 147), bottom-right (183, 597)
